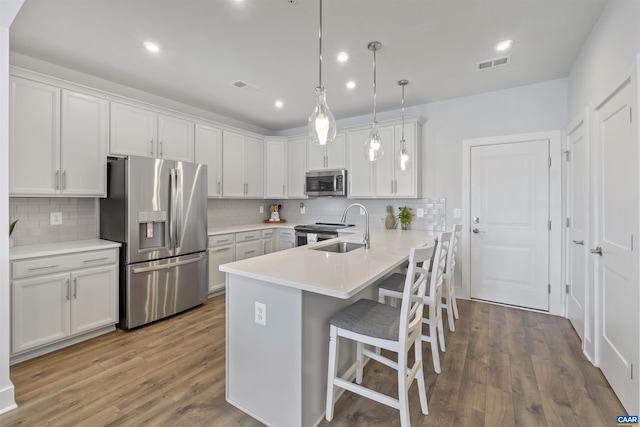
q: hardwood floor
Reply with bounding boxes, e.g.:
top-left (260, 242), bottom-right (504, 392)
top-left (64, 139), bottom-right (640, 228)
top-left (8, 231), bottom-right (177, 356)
top-left (2, 295), bottom-right (625, 426)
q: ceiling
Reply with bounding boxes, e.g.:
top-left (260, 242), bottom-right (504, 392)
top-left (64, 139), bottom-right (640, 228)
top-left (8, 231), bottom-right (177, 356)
top-left (10, 0), bottom-right (607, 132)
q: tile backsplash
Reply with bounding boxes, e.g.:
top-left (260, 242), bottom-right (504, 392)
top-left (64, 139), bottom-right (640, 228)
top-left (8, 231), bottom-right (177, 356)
top-left (9, 197), bottom-right (97, 246)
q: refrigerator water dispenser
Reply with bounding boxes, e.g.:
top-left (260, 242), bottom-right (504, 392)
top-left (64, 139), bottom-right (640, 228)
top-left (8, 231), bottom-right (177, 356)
top-left (138, 211), bottom-right (167, 249)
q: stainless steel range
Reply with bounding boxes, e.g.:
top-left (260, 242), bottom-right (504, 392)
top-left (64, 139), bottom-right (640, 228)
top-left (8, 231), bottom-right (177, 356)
top-left (294, 222), bottom-right (354, 246)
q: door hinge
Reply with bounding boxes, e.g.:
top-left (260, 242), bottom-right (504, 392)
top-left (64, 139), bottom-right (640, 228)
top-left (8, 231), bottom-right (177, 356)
top-left (631, 107), bottom-right (633, 123)
top-left (549, 157), bottom-right (552, 167)
top-left (632, 363), bottom-right (634, 380)
top-left (565, 150), bottom-right (570, 161)
top-left (631, 235), bottom-right (634, 251)
top-left (548, 284), bottom-right (551, 294)
top-left (565, 284), bottom-right (570, 294)
top-left (548, 220), bottom-right (552, 230)
top-left (566, 218), bottom-right (570, 228)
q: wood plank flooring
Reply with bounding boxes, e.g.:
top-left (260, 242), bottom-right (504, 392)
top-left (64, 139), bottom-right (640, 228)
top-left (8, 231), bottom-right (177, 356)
top-left (2, 296), bottom-right (625, 426)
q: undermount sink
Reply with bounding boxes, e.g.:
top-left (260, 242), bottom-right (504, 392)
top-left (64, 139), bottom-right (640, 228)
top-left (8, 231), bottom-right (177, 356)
top-left (311, 241), bottom-right (366, 253)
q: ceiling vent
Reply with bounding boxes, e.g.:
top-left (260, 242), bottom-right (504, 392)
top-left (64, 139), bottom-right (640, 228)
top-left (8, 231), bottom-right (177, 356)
top-left (476, 55), bottom-right (511, 71)
top-left (231, 80), bottom-right (259, 93)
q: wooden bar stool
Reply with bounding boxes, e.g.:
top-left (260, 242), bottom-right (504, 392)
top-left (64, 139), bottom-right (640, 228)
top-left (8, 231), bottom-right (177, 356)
top-left (325, 244), bottom-right (435, 427)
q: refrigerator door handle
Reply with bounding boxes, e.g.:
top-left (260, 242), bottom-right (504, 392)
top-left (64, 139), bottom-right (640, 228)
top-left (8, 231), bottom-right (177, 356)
top-left (175, 168), bottom-right (182, 250)
top-left (130, 253), bottom-right (207, 274)
top-left (169, 168), bottom-right (177, 249)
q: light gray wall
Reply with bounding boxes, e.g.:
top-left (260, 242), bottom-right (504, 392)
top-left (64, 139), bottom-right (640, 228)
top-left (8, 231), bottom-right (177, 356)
top-left (568, 0), bottom-right (640, 120)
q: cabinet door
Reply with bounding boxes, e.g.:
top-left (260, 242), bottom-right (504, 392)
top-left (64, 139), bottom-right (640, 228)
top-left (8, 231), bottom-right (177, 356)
top-left (222, 131), bottom-right (246, 197)
top-left (209, 244), bottom-right (234, 294)
top-left (9, 77), bottom-right (60, 195)
top-left (346, 129), bottom-right (374, 198)
top-left (110, 102), bottom-right (157, 158)
top-left (374, 125), bottom-right (398, 197)
top-left (12, 273), bottom-right (70, 354)
top-left (265, 139), bottom-right (286, 198)
top-left (60, 90), bottom-right (108, 196)
top-left (287, 137), bottom-right (308, 199)
top-left (195, 124), bottom-right (223, 197)
top-left (262, 238), bottom-right (275, 255)
top-left (70, 265), bottom-right (118, 335)
top-left (235, 239), bottom-right (261, 261)
top-left (277, 229), bottom-right (296, 251)
top-left (308, 141), bottom-right (326, 170)
top-left (326, 133), bottom-right (346, 169)
top-left (158, 114), bottom-right (194, 162)
top-left (245, 136), bottom-right (264, 198)
top-left (393, 122), bottom-right (417, 198)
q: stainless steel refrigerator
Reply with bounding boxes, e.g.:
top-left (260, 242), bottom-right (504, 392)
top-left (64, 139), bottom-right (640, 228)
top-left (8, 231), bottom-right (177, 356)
top-left (100, 156), bottom-right (208, 329)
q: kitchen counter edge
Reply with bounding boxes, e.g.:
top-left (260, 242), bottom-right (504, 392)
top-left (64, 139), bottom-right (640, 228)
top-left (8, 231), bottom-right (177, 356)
top-left (10, 239), bottom-right (122, 261)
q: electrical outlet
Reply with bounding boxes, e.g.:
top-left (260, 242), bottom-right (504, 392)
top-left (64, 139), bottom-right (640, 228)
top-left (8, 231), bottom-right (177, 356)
top-left (50, 212), bottom-right (62, 225)
top-left (360, 207), bottom-right (365, 215)
top-left (417, 208), bottom-right (424, 218)
top-left (259, 205), bottom-right (264, 214)
top-left (453, 208), bottom-right (462, 218)
top-left (255, 302), bottom-right (266, 326)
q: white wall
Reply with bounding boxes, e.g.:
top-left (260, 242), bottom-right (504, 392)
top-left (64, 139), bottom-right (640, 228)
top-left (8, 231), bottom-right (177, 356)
top-left (0, 0), bottom-right (23, 416)
top-left (566, 0), bottom-right (640, 367)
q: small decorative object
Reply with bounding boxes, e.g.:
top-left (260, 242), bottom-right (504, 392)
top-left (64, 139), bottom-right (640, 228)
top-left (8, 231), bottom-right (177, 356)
top-left (9, 218), bottom-right (18, 248)
top-left (397, 206), bottom-right (414, 230)
top-left (384, 205), bottom-right (397, 229)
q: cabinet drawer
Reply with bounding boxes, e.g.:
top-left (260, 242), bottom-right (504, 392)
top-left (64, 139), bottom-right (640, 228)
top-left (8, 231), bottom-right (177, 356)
top-left (208, 234), bottom-right (235, 247)
top-left (278, 229), bottom-right (295, 237)
top-left (236, 231), bottom-right (260, 242)
top-left (12, 250), bottom-right (117, 280)
top-left (235, 240), bottom-right (261, 261)
top-left (261, 229), bottom-right (275, 238)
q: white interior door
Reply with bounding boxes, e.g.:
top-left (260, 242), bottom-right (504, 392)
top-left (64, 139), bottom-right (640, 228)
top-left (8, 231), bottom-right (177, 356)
top-left (470, 140), bottom-right (550, 310)
top-left (567, 117), bottom-right (589, 341)
top-left (594, 78), bottom-right (639, 413)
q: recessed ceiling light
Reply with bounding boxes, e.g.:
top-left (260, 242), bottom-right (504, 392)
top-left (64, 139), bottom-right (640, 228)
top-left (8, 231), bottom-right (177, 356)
top-left (337, 52), bottom-right (349, 62)
top-left (275, 100), bottom-right (284, 108)
top-left (144, 41), bottom-right (160, 53)
top-left (346, 81), bottom-right (356, 89)
top-left (495, 40), bottom-right (513, 51)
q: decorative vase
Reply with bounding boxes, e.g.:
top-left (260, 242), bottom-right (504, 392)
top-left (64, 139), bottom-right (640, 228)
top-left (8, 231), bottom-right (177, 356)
top-left (384, 205), bottom-right (397, 229)
top-left (401, 223), bottom-right (410, 230)
top-left (9, 237), bottom-right (14, 248)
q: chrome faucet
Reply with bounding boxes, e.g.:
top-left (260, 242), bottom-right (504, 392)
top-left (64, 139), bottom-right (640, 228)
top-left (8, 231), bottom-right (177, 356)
top-left (341, 203), bottom-right (370, 249)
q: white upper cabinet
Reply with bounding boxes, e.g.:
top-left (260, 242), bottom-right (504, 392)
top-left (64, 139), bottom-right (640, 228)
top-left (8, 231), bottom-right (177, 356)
top-left (346, 129), bottom-right (375, 198)
top-left (265, 138), bottom-right (287, 198)
top-left (110, 102), bottom-right (194, 162)
top-left (9, 76), bottom-right (107, 197)
top-left (195, 123), bottom-right (223, 198)
top-left (308, 133), bottom-right (345, 170)
top-left (375, 122), bottom-right (418, 198)
top-left (222, 130), bottom-right (264, 198)
top-left (347, 118), bottom-right (422, 199)
top-left (287, 137), bottom-right (308, 199)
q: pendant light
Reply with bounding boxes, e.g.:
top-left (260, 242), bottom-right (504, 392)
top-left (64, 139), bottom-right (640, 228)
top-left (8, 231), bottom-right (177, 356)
top-left (308, 0), bottom-right (336, 146)
top-left (396, 79), bottom-right (411, 171)
top-left (364, 41), bottom-right (384, 161)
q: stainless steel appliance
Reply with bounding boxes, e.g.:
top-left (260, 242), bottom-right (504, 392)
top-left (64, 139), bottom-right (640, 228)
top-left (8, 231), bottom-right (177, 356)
top-left (294, 222), bottom-right (354, 246)
top-left (100, 156), bottom-right (208, 329)
top-left (305, 169), bottom-right (347, 197)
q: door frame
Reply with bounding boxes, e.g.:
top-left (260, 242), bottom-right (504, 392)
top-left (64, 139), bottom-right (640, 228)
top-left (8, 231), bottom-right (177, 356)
top-left (461, 130), bottom-right (563, 316)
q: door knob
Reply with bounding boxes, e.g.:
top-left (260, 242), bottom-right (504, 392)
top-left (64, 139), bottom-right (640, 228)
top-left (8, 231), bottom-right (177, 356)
top-left (472, 228), bottom-right (484, 234)
top-left (590, 246), bottom-right (603, 256)
top-left (572, 240), bottom-right (584, 245)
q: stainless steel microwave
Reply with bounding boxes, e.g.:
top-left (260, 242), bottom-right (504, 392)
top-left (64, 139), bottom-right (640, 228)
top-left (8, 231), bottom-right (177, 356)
top-left (305, 169), bottom-right (347, 197)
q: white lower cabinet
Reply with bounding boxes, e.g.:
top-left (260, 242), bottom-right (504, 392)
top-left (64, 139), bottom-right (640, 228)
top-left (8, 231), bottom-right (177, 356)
top-left (235, 230), bottom-right (262, 261)
top-left (208, 233), bottom-right (235, 295)
top-left (11, 248), bottom-right (118, 362)
top-left (262, 229), bottom-right (275, 254)
top-left (278, 228), bottom-right (296, 251)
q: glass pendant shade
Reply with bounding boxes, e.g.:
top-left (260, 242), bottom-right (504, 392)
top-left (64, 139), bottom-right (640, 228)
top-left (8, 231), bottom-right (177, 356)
top-left (396, 141), bottom-right (411, 171)
top-left (309, 86), bottom-right (336, 145)
top-left (364, 122), bottom-right (384, 161)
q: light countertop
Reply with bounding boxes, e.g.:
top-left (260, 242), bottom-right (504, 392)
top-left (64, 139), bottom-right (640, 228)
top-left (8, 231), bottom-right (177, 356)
top-left (219, 229), bottom-right (437, 299)
top-left (10, 239), bottom-right (121, 261)
top-left (208, 222), bottom-right (298, 235)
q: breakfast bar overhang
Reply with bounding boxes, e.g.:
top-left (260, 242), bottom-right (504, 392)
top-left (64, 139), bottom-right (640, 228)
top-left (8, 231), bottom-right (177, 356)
top-left (220, 229), bottom-right (436, 427)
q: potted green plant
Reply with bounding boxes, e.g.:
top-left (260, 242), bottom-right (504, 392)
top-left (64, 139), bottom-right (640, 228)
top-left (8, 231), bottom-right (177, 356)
top-left (397, 206), bottom-right (414, 230)
top-left (9, 218), bottom-right (18, 248)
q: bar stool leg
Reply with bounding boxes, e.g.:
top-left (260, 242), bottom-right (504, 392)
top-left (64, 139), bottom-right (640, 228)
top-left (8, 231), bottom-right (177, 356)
top-left (325, 325), bottom-right (339, 421)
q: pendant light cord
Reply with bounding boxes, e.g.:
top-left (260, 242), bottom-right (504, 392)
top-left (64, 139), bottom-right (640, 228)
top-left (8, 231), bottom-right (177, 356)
top-left (373, 46), bottom-right (377, 123)
top-left (401, 83), bottom-right (405, 144)
top-left (318, 0), bottom-right (323, 88)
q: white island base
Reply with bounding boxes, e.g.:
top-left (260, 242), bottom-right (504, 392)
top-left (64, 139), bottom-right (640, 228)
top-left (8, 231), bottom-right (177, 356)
top-left (222, 229), bottom-right (437, 427)
top-left (226, 273), bottom-right (376, 427)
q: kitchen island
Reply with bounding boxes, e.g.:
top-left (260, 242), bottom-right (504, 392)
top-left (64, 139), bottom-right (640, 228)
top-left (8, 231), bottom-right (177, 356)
top-left (220, 229), bottom-right (437, 427)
